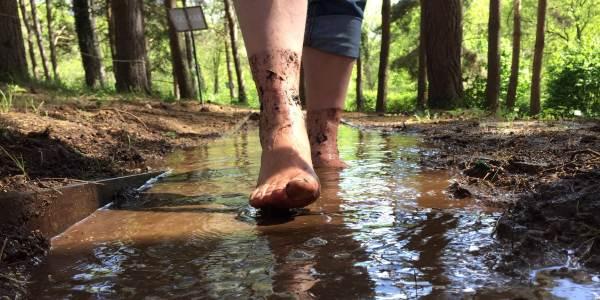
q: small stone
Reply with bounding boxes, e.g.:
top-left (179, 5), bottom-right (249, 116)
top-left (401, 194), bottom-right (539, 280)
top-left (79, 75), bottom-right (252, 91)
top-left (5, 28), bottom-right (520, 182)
top-left (304, 237), bottom-right (328, 247)
top-left (286, 249), bottom-right (314, 261)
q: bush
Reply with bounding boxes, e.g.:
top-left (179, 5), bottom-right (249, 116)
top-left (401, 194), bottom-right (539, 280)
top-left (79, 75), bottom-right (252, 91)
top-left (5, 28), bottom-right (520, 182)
top-left (546, 49), bottom-right (600, 117)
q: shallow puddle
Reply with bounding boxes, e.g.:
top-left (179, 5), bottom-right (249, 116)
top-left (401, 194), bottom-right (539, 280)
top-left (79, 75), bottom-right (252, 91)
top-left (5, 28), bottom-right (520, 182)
top-left (29, 127), bottom-right (600, 299)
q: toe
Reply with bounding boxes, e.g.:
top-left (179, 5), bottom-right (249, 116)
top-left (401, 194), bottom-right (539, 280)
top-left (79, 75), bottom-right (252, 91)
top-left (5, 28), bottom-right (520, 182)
top-left (285, 177), bottom-right (320, 208)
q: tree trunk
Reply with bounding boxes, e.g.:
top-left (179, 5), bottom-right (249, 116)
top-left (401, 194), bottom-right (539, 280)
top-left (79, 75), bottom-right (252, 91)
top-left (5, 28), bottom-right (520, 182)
top-left (73, 0), bottom-right (106, 88)
top-left (224, 0), bottom-right (247, 104)
top-left (29, 0), bottom-right (50, 81)
top-left (106, 0), bottom-right (117, 79)
top-left (506, 0), bottom-right (521, 110)
top-left (356, 56), bottom-right (365, 112)
top-left (18, 0), bottom-right (37, 80)
top-left (165, 0), bottom-right (195, 99)
top-left (111, 0), bottom-right (151, 93)
top-left (212, 50), bottom-right (220, 94)
top-left (376, 0), bottom-right (391, 113)
top-left (485, 0), bottom-right (501, 113)
top-left (224, 36), bottom-right (235, 100)
top-left (45, 0), bottom-right (58, 80)
top-left (530, 0), bottom-right (547, 116)
top-left (0, 0), bottom-right (28, 80)
top-left (416, 0), bottom-right (427, 111)
top-left (423, 0), bottom-right (464, 109)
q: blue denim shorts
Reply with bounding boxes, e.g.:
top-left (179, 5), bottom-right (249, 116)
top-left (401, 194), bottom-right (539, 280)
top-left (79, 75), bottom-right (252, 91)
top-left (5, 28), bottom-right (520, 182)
top-left (304, 0), bottom-right (367, 59)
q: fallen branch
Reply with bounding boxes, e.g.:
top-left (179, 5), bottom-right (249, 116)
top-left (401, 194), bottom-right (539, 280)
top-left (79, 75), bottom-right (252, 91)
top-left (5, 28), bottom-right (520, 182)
top-left (0, 237), bottom-right (7, 263)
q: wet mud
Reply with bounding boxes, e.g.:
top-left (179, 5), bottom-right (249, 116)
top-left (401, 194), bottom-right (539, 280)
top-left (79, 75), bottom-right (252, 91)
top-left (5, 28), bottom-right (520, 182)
top-left (307, 108), bottom-right (345, 168)
top-left (26, 126), bottom-right (600, 299)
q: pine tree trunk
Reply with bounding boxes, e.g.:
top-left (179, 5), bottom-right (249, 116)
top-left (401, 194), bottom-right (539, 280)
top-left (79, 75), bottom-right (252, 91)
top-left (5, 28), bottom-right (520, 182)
top-left (106, 0), bottom-right (117, 80)
top-left (530, 0), bottom-right (547, 116)
top-left (485, 0), bottom-right (501, 113)
top-left (45, 0), bottom-right (58, 80)
top-left (224, 36), bottom-right (235, 100)
top-left (224, 0), bottom-right (247, 104)
top-left (506, 0), bottom-right (521, 110)
top-left (111, 0), bottom-right (151, 93)
top-left (213, 51), bottom-right (220, 94)
top-left (74, 0), bottom-right (106, 88)
top-left (376, 0), bottom-right (391, 114)
top-left (0, 0), bottom-right (28, 80)
top-left (165, 0), bottom-right (195, 99)
top-left (356, 56), bottom-right (365, 112)
top-left (29, 0), bottom-right (50, 81)
top-left (417, 0), bottom-right (427, 111)
top-left (18, 0), bottom-right (37, 80)
top-left (423, 0), bottom-right (464, 109)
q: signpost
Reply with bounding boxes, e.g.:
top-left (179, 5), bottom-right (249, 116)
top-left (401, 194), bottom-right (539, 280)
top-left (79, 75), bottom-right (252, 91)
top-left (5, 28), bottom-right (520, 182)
top-left (168, 5), bottom-right (208, 104)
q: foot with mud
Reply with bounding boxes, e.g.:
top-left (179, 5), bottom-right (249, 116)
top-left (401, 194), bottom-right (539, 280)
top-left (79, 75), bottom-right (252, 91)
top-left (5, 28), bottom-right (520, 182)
top-left (308, 108), bottom-right (347, 168)
top-left (249, 51), bottom-right (321, 209)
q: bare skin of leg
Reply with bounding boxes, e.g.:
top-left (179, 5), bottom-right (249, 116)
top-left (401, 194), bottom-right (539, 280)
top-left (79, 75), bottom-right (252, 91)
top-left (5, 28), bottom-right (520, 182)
top-left (304, 47), bottom-right (356, 168)
top-left (234, 0), bottom-right (320, 209)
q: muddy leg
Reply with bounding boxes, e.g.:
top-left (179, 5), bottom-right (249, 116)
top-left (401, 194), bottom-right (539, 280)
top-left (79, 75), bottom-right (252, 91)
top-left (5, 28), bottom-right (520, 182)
top-left (234, 1), bottom-right (319, 209)
top-left (304, 47), bottom-right (356, 168)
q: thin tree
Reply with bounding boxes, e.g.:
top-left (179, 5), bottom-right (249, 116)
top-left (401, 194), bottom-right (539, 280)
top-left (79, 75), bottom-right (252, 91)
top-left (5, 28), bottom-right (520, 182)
top-left (111, 0), bottom-right (151, 93)
top-left (416, 0), bottom-right (427, 111)
top-left (224, 36), bottom-right (235, 100)
top-left (376, 0), bottom-right (391, 113)
top-left (212, 50), bottom-right (221, 95)
top-left (485, 0), bottom-right (501, 113)
top-left (105, 0), bottom-right (117, 78)
top-left (165, 0), bottom-right (195, 99)
top-left (223, 0), bottom-right (247, 104)
top-left (73, 0), bottom-right (106, 88)
top-left (29, 0), bottom-right (50, 81)
top-left (423, 0), bottom-right (464, 109)
top-left (356, 56), bottom-right (365, 112)
top-left (530, 0), bottom-right (547, 115)
top-left (45, 0), bottom-right (59, 80)
top-left (18, 0), bottom-right (37, 79)
top-left (0, 0), bottom-right (28, 80)
top-left (506, 0), bottom-right (521, 110)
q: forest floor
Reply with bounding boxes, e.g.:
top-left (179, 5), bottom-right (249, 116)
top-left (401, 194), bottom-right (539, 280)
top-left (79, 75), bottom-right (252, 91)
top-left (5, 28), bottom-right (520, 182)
top-left (344, 112), bottom-right (600, 273)
top-left (1, 103), bottom-right (599, 296)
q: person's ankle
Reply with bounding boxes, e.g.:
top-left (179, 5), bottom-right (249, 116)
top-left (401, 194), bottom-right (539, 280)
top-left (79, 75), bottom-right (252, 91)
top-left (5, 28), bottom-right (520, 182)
top-left (307, 108), bottom-right (346, 168)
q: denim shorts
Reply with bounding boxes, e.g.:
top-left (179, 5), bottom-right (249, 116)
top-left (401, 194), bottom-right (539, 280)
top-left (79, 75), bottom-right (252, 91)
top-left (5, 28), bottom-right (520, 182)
top-left (304, 0), bottom-right (367, 59)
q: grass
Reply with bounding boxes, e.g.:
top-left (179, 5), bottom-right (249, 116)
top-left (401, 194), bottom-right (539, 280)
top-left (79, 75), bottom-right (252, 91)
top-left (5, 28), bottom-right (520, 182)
top-left (0, 145), bottom-right (27, 179)
top-left (0, 86), bottom-right (14, 113)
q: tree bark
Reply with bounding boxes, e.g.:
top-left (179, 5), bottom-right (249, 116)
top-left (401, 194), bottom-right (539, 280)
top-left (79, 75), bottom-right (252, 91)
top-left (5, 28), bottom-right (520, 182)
top-left (29, 0), bottom-right (50, 81)
top-left (212, 50), bottom-right (221, 94)
top-left (73, 0), bottom-right (106, 88)
top-left (105, 0), bottom-right (117, 79)
top-left (530, 0), bottom-right (547, 116)
top-left (0, 0), bottom-right (28, 80)
top-left (506, 0), bottom-right (521, 110)
top-left (423, 0), bottom-right (464, 109)
top-left (224, 36), bottom-right (235, 100)
top-left (224, 0), bottom-right (247, 104)
top-left (416, 0), bottom-right (427, 111)
top-left (111, 0), bottom-right (151, 93)
top-left (356, 56), bottom-right (365, 112)
top-left (376, 0), bottom-right (391, 113)
top-left (164, 0), bottom-right (195, 99)
top-left (485, 0), bottom-right (501, 113)
top-left (18, 0), bottom-right (37, 80)
top-left (45, 0), bottom-right (58, 80)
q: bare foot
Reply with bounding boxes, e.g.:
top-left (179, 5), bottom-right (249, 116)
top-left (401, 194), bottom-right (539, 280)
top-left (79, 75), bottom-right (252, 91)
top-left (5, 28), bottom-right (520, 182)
top-left (307, 108), bottom-right (347, 168)
top-left (249, 50), bottom-right (320, 209)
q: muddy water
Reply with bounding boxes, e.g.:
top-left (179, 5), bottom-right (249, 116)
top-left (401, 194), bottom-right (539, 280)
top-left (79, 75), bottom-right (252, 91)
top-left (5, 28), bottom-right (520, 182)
top-left (29, 127), bottom-right (600, 299)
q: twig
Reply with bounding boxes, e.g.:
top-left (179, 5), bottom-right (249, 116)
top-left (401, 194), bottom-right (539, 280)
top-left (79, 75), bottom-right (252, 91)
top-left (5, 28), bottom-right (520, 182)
top-left (569, 148), bottom-right (600, 160)
top-left (40, 178), bottom-right (104, 185)
top-left (0, 238), bottom-right (7, 263)
top-left (111, 108), bottom-right (150, 131)
top-left (0, 273), bottom-right (29, 285)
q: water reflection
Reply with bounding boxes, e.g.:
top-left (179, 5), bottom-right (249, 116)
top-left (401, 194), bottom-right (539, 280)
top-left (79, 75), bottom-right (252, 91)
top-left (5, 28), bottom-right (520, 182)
top-left (28, 127), bottom-right (600, 299)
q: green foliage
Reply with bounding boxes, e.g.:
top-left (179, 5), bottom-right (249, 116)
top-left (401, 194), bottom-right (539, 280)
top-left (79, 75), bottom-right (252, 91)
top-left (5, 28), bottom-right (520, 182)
top-left (0, 86), bottom-right (14, 113)
top-left (546, 48), bottom-right (600, 117)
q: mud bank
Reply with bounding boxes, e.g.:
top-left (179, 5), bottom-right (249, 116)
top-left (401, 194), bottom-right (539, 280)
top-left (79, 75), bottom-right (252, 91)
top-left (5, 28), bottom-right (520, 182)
top-left (344, 112), bottom-right (600, 272)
